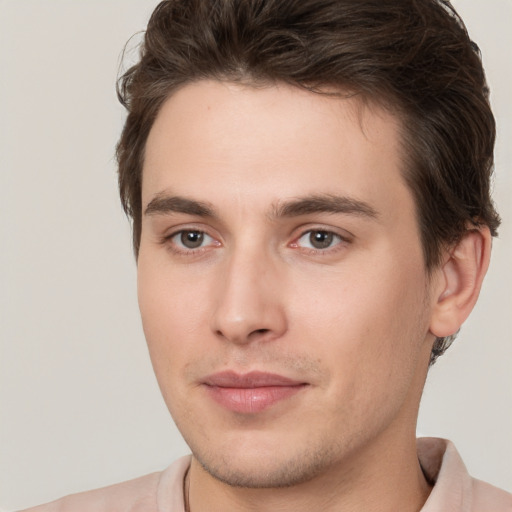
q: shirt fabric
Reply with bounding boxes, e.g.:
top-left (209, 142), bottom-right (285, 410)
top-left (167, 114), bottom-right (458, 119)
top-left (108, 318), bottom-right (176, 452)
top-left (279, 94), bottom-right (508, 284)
top-left (19, 438), bottom-right (512, 511)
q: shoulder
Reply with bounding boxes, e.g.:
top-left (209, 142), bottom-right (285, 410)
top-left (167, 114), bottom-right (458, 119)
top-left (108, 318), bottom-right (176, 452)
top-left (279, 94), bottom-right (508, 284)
top-left (19, 472), bottom-right (162, 512)
top-left (18, 456), bottom-right (191, 512)
top-left (471, 478), bottom-right (512, 512)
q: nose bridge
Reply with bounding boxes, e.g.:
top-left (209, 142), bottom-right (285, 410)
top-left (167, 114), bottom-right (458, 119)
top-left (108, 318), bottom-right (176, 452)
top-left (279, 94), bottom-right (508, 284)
top-left (210, 238), bottom-right (287, 344)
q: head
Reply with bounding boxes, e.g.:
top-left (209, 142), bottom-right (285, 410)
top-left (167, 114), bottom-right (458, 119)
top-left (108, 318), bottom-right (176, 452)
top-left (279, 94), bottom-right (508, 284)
top-left (116, 0), bottom-right (499, 490)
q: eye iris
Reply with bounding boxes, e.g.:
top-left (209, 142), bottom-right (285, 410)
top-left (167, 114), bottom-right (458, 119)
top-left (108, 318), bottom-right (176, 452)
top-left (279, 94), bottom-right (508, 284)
top-left (310, 231), bottom-right (333, 249)
top-left (181, 231), bottom-right (204, 249)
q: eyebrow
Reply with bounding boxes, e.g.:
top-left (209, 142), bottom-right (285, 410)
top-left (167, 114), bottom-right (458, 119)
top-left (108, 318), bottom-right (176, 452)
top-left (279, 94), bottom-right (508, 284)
top-left (272, 194), bottom-right (379, 220)
top-left (144, 194), bottom-right (215, 217)
top-left (144, 192), bottom-right (378, 221)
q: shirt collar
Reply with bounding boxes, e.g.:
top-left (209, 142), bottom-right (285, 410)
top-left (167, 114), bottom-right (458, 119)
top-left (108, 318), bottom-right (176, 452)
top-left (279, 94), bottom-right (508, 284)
top-left (418, 437), bottom-right (473, 512)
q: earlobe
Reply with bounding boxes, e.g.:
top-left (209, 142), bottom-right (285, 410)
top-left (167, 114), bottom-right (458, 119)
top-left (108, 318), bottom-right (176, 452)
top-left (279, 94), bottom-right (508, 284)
top-left (429, 226), bottom-right (491, 338)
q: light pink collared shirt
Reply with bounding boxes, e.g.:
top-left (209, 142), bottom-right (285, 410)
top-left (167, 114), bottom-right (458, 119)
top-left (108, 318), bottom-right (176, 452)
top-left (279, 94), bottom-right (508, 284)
top-left (19, 438), bottom-right (512, 511)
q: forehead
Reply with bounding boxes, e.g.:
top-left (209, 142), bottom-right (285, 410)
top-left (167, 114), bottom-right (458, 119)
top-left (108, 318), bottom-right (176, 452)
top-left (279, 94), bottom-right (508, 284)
top-left (142, 80), bottom-right (409, 221)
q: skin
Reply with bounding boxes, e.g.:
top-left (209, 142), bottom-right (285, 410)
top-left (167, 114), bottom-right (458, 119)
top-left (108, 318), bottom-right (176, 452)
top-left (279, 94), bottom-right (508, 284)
top-left (137, 80), bottom-right (488, 512)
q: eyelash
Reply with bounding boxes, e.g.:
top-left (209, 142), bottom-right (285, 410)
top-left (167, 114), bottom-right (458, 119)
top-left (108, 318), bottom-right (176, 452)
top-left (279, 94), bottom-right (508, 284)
top-left (161, 227), bottom-right (351, 257)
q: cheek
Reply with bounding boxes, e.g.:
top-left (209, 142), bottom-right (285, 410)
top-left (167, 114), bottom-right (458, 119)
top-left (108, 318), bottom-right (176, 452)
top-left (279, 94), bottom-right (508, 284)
top-left (288, 255), bottom-right (429, 391)
top-left (291, 260), bottom-right (423, 338)
top-left (137, 253), bottom-right (211, 384)
top-left (138, 246), bottom-right (210, 325)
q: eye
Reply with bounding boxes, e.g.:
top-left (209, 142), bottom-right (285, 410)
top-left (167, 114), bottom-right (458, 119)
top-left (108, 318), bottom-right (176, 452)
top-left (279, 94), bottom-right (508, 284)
top-left (171, 230), bottom-right (215, 250)
top-left (295, 230), bottom-right (345, 250)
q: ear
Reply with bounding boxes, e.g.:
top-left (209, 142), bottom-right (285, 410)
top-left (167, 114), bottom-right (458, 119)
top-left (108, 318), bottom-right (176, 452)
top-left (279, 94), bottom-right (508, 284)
top-left (429, 226), bottom-right (492, 338)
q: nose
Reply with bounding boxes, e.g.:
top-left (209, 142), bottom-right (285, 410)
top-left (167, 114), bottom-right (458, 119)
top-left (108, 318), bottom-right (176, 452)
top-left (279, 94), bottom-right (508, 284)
top-left (210, 245), bottom-right (288, 345)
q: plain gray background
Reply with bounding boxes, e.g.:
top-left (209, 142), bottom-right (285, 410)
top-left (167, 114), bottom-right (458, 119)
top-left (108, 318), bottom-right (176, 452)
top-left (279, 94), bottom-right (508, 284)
top-left (0, 1), bottom-right (511, 509)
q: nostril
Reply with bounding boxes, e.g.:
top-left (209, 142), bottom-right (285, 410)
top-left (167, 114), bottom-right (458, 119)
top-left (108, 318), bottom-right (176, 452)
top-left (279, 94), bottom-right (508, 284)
top-left (214, 327), bottom-right (269, 341)
top-left (252, 328), bottom-right (270, 335)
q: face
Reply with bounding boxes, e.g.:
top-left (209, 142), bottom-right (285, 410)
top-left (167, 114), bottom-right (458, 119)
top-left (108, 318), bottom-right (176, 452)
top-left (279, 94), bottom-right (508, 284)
top-left (138, 81), bottom-right (436, 487)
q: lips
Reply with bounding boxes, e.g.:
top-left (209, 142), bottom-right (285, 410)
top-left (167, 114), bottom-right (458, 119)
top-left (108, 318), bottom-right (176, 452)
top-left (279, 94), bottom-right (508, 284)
top-left (202, 371), bottom-right (308, 414)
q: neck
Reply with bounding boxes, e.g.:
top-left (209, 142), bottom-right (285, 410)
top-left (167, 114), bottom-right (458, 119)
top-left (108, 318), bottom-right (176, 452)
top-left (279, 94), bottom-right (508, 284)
top-left (186, 430), bottom-right (432, 512)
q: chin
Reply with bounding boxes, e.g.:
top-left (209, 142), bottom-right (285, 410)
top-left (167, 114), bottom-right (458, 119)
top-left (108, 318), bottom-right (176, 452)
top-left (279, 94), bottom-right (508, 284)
top-left (191, 439), bottom-right (339, 489)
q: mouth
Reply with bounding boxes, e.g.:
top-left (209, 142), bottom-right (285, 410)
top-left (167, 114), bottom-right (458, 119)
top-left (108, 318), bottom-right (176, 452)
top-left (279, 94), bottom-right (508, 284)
top-left (202, 371), bottom-right (309, 414)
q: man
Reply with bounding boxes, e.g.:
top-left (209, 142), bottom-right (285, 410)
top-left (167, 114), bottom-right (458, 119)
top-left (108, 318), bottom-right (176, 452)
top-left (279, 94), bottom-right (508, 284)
top-left (21, 0), bottom-right (512, 510)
